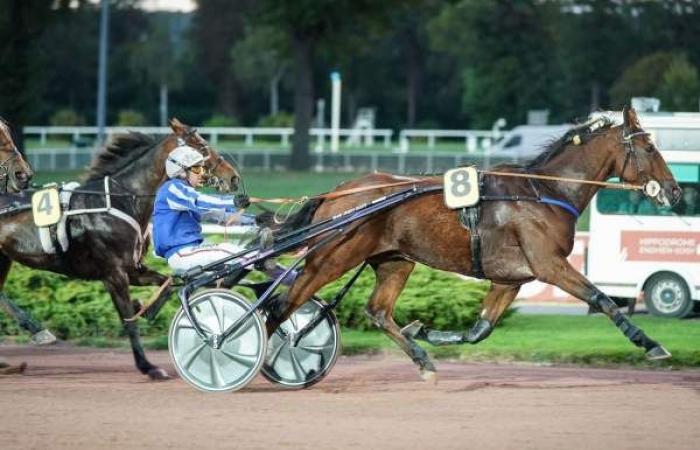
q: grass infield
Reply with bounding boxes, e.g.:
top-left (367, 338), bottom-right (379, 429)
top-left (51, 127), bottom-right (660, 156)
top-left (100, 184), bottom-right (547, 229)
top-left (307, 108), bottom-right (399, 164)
top-left (53, 314), bottom-right (699, 368)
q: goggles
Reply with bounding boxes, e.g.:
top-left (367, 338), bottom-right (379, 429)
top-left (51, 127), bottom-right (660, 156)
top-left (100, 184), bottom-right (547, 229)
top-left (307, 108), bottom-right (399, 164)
top-left (189, 165), bottom-right (206, 175)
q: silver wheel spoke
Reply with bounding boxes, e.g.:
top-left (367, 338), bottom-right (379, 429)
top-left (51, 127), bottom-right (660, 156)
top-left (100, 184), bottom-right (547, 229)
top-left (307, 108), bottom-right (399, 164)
top-left (289, 348), bottom-right (305, 380)
top-left (182, 341), bottom-right (207, 370)
top-left (298, 343), bottom-right (332, 356)
top-left (266, 341), bottom-right (287, 367)
top-left (221, 349), bottom-right (257, 368)
top-left (288, 313), bottom-right (299, 331)
top-left (210, 350), bottom-right (224, 387)
top-left (209, 298), bottom-right (225, 333)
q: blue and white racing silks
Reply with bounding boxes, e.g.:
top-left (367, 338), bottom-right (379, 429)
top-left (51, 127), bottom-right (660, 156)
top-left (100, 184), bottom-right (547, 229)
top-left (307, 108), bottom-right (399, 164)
top-left (152, 178), bottom-right (256, 258)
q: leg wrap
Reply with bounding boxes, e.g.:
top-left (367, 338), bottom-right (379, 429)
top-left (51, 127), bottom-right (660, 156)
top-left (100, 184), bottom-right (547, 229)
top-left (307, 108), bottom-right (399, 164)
top-left (612, 311), bottom-right (656, 351)
top-left (592, 292), bottom-right (657, 351)
top-left (466, 319), bottom-right (493, 344)
top-left (0, 294), bottom-right (44, 335)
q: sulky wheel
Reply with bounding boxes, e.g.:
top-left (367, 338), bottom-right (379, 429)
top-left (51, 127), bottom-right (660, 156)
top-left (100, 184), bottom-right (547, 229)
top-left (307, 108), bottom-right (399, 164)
top-left (169, 289), bottom-right (267, 393)
top-left (262, 297), bottom-right (341, 388)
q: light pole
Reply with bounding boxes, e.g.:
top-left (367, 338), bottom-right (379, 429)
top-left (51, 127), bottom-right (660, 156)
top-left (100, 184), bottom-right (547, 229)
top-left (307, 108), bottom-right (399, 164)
top-left (96, 0), bottom-right (110, 147)
top-left (330, 71), bottom-right (341, 153)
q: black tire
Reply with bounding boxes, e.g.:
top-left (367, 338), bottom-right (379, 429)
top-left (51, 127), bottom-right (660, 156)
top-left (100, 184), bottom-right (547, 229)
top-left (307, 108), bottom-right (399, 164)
top-left (644, 273), bottom-right (695, 318)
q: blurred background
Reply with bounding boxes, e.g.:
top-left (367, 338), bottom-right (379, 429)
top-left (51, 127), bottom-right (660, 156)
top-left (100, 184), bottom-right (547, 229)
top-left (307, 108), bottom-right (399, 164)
top-left (3, 0), bottom-right (700, 172)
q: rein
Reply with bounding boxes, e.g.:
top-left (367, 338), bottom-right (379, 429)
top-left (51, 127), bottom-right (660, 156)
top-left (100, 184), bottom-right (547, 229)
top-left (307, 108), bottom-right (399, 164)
top-left (248, 169), bottom-right (644, 208)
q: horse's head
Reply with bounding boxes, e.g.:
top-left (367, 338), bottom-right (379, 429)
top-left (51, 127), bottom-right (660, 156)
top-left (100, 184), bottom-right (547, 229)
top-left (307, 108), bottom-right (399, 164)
top-left (168, 118), bottom-right (241, 192)
top-left (0, 119), bottom-right (34, 192)
top-left (611, 106), bottom-right (681, 207)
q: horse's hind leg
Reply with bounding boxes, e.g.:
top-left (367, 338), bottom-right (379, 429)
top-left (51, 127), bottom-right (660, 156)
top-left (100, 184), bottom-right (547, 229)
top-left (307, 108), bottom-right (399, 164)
top-left (365, 259), bottom-right (438, 382)
top-left (402, 283), bottom-right (520, 346)
top-left (103, 270), bottom-right (170, 380)
top-left (0, 255), bottom-right (55, 345)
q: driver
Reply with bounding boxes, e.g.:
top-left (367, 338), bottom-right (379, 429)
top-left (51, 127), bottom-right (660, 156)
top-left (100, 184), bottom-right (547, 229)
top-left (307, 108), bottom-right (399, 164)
top-left (152, 145), bottom-right (270, 274)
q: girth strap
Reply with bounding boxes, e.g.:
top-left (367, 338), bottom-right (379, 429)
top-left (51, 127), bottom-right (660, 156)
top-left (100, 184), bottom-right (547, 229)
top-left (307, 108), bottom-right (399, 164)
top-left (460, 205), bottom-right (485, 279)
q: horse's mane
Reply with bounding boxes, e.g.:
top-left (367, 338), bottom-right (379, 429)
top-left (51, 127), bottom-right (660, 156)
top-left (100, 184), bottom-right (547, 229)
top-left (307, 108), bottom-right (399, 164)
top-left (526, 116), bottom-right (614, 168)
top-left (86, 132), bottom-right (159, 181)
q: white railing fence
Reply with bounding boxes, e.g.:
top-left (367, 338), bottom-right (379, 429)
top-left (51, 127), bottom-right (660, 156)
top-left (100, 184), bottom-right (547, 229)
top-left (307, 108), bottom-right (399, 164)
top-left (24, 126), bottom-right (500, 153)
top-left (23, 126), bottom-right (394, 151)
top-left (397, 129), bottom-right (495, 153)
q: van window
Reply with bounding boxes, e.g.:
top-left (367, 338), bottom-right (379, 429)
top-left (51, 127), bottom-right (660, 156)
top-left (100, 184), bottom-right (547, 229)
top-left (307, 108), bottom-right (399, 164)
top-left (503, 135), bottom-right (522, 148)
top-left (596, 182), bottom-right (700, 217)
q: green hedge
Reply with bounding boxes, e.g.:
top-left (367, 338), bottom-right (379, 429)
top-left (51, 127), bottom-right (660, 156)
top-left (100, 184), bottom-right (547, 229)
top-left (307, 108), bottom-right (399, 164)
top-left (320, 264), bottom-right (491, 331)
top-left (0, 255), bottom-right (495, 339)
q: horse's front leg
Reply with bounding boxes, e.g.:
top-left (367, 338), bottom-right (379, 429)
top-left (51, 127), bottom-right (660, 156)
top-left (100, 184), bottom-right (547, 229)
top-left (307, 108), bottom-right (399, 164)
top-left (103, 270), bottom-right (171, 380)
top-left (402, 282), bottom-right (520, 346)
top-left (0, 293), bottom-right (56, 345)
top-left (527, 252), bottom-right (670, 360)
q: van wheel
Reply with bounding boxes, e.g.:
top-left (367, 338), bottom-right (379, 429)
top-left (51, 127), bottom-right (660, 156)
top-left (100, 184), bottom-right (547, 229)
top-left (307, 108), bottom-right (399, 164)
top-left (644, 273), bottom-right (694, 318)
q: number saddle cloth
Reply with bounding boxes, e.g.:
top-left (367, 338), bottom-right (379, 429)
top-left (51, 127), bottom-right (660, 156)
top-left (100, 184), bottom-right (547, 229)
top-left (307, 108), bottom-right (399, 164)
top-left (34, 182), bottom-right (81, 254)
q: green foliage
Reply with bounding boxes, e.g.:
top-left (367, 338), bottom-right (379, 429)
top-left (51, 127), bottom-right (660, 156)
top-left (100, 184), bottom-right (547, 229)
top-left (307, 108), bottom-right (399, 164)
top-left (49, 108), bottom-right (86, 126)
top-left (321, 264), bottom-right (490, 331)
top-left (428, 0), bottom-right (559, 128)
top-left (657, 56), bottom-right (700, 111)
top-left (257, 112), bottom-right (294, 128)
top-left (203, 114), bottom-right (239, 127)
top-left (611, 52), bottom-right (700, 111)
top-left (0, 252), bottom-right (492, 339)
top-left (0, 255), bottom-right (178, 340)
top-left (116, 109), bottom-right (147, 126)
top-left (610, 52), bottom-right (679, 108)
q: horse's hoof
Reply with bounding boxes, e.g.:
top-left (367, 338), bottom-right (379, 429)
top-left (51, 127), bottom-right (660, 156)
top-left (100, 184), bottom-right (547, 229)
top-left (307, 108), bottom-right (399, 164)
top-left (31, 329), bottom-right (57, 345)
top-left (0, 362), bottom-right (27, 375)
top-left (420, 368), bottom-right (438, 385)
top-left (646, 345), bottom-right (672, 361)
top-left (148, 368), bottom-right (171, 381)
top-left (401, 320), bottom-right (425, 339)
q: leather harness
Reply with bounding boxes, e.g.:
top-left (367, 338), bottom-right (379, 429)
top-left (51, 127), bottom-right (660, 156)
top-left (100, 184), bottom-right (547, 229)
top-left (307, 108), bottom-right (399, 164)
top-left (457, 173), bottom-right (580, 280)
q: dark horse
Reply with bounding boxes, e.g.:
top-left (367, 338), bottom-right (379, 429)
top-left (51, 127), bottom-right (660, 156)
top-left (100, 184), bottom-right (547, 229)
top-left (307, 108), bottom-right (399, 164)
top-left (267, 107), bottom-right (682, 381)
top-left (0, 118), bottom-right (34, 192)
top-left (0, 119), bottom-right (241, 380)
top-left (0, 119), bottom-right (34, 375)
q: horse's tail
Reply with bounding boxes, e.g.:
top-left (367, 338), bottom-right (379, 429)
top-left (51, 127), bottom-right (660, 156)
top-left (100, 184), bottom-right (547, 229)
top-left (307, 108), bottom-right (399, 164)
top-left (255, 198), bottom-right (325, 234)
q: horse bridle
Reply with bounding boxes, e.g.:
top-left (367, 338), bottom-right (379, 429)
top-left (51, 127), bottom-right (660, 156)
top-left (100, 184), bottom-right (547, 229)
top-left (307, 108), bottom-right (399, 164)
top-left (0, 146), bottom-right (25, 192)
top-left (619, 129), bottom-right (650, 183)
top-left (179, 127), bottom-right (246, 196)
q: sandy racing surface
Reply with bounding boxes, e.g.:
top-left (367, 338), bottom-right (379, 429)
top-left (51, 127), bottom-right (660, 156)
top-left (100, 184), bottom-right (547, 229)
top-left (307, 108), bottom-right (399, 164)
top-left (1, 343), bottom-right (699, 450)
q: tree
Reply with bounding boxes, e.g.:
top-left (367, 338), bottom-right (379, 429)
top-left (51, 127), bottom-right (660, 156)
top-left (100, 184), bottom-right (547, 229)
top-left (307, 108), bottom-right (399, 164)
top-left (553, 0), bottom-right (636, 119)
top-left (0, 0), bottom-right (53, 151)
top-left (256, 0), bottom-right (410, 170)
top-left (428, 0), bottom-right (560, 128)
top-left (191, 0), bottom-right (254, 119)
top-left (610, 52), bottom-right (700, 111)
top-left (231, 25), bottom-right (290, 117)
top-left (657, 56), bottom-right (700, 111)
top-left (128, 12), bottom-right (188, 125)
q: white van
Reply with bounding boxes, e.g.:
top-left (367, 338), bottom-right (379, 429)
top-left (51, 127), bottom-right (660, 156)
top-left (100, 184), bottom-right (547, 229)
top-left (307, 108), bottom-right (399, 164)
top-left (488, 125), bottom-right (570, 162)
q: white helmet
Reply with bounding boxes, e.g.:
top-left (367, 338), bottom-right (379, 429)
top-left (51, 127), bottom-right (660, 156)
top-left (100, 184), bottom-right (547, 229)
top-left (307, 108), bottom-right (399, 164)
top-left (166, 145), bottom-right (205, 178)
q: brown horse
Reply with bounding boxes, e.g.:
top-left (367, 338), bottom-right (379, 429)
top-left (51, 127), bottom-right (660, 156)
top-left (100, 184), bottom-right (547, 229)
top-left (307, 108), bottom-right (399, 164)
top-left (0, 118), bottom-right (34, 192)
top-left (0, 119), bottom-right (241, 380)
top-left (267, 107), bottom-right (681, 380)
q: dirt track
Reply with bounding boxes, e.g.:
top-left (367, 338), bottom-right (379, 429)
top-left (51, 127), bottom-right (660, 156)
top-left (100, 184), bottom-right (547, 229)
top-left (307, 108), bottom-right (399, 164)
top-left (1, 343), bottom-right (699, 450)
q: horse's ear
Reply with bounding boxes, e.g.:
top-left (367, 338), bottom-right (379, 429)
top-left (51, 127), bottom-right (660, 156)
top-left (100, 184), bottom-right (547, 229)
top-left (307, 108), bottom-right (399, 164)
top-left (169, 118), bottom-right (186, 135)
top-left (623, 105), bottom-right (641, 131)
